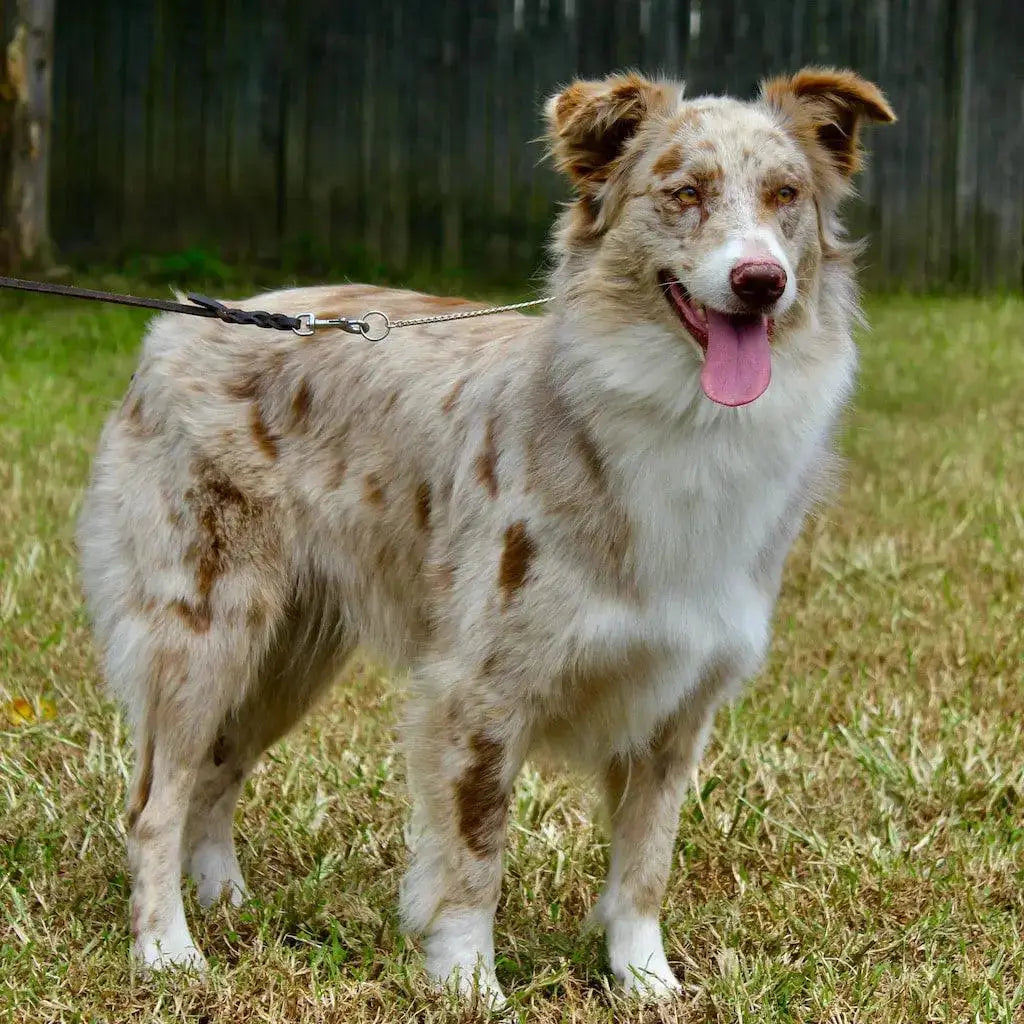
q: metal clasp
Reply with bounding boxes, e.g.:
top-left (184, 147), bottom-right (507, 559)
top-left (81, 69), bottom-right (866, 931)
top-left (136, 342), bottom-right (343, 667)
top-left (292, 310), bottom-right (391, 341)
top-left (293, 312), bottom-right (317, 336)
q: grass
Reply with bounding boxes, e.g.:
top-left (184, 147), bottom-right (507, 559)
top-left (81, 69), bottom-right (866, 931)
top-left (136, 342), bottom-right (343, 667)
top-left (1, 284), bottom-right (1023, 1023)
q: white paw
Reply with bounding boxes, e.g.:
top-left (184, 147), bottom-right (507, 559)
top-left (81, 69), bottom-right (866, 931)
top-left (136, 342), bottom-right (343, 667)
top-left (621, 962), bottom-right (682, 1000)
top-left (606, 915), bottom-right (681, 1000)
top-left (137, 935), bottom-right (208, 974)
top-left (439, 963), bottom-right (508, 1012)
top-left (189, 841), bottom-right (247, 909)
top-left (423, 908), bottom-right (507, 1010)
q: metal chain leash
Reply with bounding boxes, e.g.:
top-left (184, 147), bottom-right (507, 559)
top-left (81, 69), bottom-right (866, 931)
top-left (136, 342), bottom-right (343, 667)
top-left (293, 296), bottom-right (552, 341)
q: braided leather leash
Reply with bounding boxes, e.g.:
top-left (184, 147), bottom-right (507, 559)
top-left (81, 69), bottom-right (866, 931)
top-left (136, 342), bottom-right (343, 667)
top-left (0, 275), bottom-right (550, 341)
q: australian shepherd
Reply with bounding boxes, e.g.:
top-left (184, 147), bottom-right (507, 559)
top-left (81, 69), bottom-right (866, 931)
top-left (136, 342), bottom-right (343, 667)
top-left (78, 67), bottom-right (894, 1004)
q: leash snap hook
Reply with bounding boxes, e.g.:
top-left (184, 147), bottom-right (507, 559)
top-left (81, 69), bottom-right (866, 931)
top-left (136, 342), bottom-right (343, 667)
top-left (293, 311), bottom-right (390, 339)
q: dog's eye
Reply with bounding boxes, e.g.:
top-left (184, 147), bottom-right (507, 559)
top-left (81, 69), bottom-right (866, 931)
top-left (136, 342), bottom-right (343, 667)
top-left (776, 186), bottom-right (798, 205)
top-left (675, 186), bottom-right (700, 206)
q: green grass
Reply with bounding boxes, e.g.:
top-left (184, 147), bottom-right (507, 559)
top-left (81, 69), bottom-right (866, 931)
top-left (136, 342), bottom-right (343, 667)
top-left (1, 287), bottom-right (1023, 1023)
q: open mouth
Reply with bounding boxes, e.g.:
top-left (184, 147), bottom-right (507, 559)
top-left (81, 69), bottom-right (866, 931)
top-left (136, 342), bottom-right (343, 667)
top-left (658, 270), bottom-right (772, 408)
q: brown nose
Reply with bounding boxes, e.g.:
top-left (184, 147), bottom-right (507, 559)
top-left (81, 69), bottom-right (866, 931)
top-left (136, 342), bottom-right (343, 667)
top-left (729, 260), bottom-right (787, 308)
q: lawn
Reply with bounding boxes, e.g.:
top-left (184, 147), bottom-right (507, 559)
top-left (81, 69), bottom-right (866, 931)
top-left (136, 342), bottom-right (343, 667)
top-left (1, 286), bottom-right (1022, 1023)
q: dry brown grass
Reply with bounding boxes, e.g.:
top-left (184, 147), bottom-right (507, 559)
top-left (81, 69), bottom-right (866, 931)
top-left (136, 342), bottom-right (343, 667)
top-left (1, 292), bottom-right (1022, 1022)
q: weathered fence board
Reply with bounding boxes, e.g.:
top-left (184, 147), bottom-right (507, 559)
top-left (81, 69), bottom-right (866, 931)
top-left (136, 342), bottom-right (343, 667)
top-left (49, 0), bottom-right (1024, 290)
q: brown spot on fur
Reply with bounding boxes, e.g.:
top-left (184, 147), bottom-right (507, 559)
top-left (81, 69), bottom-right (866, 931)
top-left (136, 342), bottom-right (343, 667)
top-left (575, 428), bottom-right (606, 490)
top-left (456, 733), bottom-right (507, 858)
top-left (480, 650), bottom-right (500, 677)
top-left (673, 107), bottom-right (699, 128)
top-left (181, 464), bottom-right (256, 633)
top-left (696, 139), bottom-right (716, 152)
top-left (125, 392), bottom-right (144, 424)
top-left (327, 458), bottom-right (348, 490)
top-left (226, 371), bottom-right (262, 402)
top-left (250, 405), bottom-right (279, 459)
top-left (498, 520), bottom-right (535, 606)
top-left (363, 473), bottom-right (385, 506)
top-left (195, 533), bottom-right (220, 601)
top-left (415, 482), bottom-right (431, 531)
top-left (421, 295), bottom-right (477, 311)
top-left (475, 418), bottom-right (499, 498)
top-left (121, 388), bottom-right (154, 437)
top-left (170, 598), bottom-right (211, 633)
top-left (651, 146), bottom-right (683, 177)
top-left (125, 742), bottom-right (154, 832)
top-left (441, 378), bottom-right (465, 414)
top-left (212, 734), bottom-right (229, 767)
top-left (697, 163), bottom-right (724, 187)
top-left (433, 561), bottom-right (456, 592)
top-left (290, 378), bottom-right (312, 428)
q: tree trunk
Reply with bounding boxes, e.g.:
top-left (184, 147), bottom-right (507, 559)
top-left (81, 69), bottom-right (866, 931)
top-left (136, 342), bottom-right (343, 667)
top-left (0, 0), bottom-right (54, 270)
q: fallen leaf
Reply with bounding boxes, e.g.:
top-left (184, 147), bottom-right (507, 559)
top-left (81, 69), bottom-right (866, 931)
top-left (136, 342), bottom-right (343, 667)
top-left (3, 697), bottom-right (57, 726)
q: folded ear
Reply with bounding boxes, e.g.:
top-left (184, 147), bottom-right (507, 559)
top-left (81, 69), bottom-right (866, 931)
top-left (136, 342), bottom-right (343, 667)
top-left (761, 67), bottom-right (895, 191)
top-left (545, 73), bottom-right (679, 194)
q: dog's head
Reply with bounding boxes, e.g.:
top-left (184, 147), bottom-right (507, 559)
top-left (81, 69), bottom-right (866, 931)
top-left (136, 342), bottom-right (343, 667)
top-left (545, 69), bottom-right (895, 407)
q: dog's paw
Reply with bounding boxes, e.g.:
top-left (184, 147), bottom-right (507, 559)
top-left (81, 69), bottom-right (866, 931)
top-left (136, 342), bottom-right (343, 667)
top-left (189, 840), bottom-right (247, 909)
top-left (439, 965), bottom-right (508, 1013)
top-left (423, 908), bottom-right (506, 1011)
top-left (137, 938), bottom-right (208, 975)
top-left (620, 963), bottom-right (682, 1000)
top-left (135, 915), bottom-right (208, 975)
top-left (606, 915), bottom-right (681, 1001)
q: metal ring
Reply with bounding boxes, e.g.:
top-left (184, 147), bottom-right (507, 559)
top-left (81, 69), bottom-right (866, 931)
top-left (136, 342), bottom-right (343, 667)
top-left (360, 310), bottom-right (391, 342)
top-left (292, 312), bottom-right (315, 337)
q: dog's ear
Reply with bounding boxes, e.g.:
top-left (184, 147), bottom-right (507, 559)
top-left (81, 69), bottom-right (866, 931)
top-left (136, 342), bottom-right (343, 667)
top-left (761, 67), bottom-right (895, 191)
top-left (545, 73), bottom-right (679, 194)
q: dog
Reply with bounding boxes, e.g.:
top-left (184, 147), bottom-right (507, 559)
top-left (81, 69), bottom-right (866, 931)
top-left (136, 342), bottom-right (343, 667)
top-left (77, 67), bottom-right (894, 1004)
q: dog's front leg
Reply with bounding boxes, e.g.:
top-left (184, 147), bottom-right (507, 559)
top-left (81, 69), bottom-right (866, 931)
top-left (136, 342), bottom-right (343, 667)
top-left (399, 692), bottom-right (528, 1007)
top-left (594, 685), bottom-right (723, 999)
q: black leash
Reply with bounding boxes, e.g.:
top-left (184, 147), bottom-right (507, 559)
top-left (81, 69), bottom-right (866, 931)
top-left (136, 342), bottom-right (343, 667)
top-left (0, 274), bottom-right (553, 341)
top-left (0, 274), bottom-right (302, 332)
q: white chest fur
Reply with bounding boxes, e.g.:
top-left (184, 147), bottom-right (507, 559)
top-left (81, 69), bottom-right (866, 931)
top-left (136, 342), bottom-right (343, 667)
top-left (552, 321), bottom-right (855, 756)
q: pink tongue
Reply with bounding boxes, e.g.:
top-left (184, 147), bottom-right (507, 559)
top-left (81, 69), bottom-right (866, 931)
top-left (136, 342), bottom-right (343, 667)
top-left (701, 309), bottom-right (772, 407)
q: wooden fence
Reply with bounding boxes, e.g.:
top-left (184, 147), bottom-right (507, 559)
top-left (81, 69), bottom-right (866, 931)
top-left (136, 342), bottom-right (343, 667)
top-left (46, 0), bottom-right (1024, 290)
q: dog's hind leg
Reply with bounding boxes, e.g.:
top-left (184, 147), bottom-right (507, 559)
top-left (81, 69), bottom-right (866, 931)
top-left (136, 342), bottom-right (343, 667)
top-left (183, 736), bottom-right (250, 910)
top-left (126, 628), bottom-right (265, 971)
top-left (185, 629), bottom-right (355, 909)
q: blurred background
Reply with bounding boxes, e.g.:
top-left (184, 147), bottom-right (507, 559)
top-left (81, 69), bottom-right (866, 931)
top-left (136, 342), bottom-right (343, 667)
top-left (2, 1), bottom-right (1023, 290)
